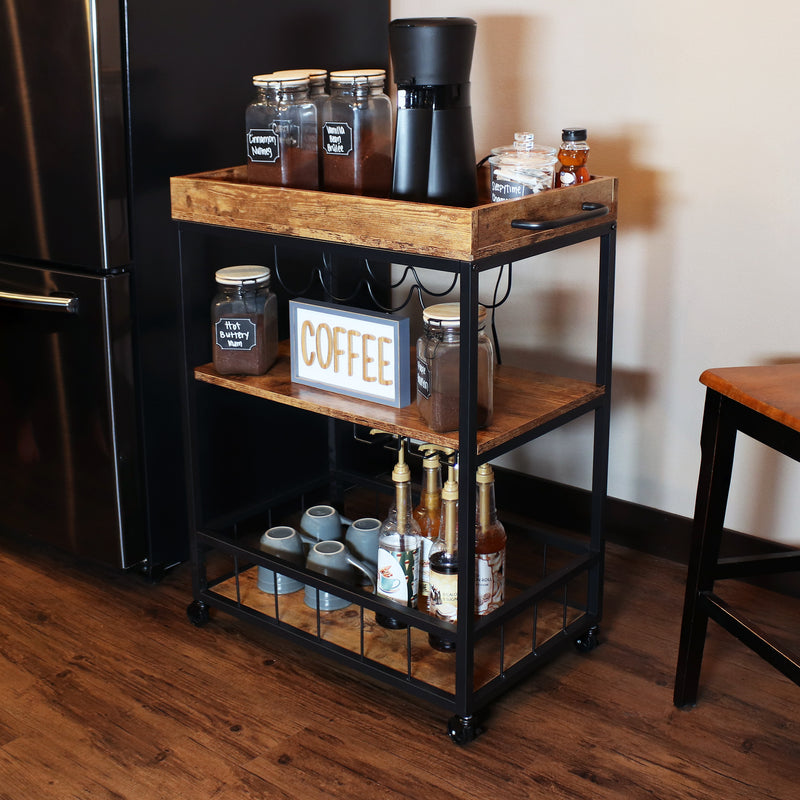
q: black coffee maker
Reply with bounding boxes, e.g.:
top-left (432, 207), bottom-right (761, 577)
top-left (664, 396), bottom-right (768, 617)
top-left (389, 17), bottom-right (479, 207)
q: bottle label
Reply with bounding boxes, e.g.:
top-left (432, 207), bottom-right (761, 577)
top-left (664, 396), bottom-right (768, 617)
top-left (476, 551), bottom-right (505, 615)
top-left (215, 317), bottom-right (258, 351)
top-left (429, 570), bottom-right (458, 623)
top-left (322, 122), bottom-right (353, 156)
top-left (247, 128), bottom-right (280, 163)
top-left (416, 357), bottom-right (431, 399)
top-left (419, 536), bottom-right (432, 598)
top-left (377, 546), bottom-right (418, 605)
top-left (558, 171), bottom-right (577, 187)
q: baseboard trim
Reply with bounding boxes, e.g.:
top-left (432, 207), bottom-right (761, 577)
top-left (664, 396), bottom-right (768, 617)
top-left (496, 467), bottom-right (800, 598)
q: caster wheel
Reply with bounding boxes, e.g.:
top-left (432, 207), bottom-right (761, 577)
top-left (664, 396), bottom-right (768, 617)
top-left (187, 600), bottom-right (210, 627)
top-left (574, 625), bottom-right (600, 653)
top-left (447, 714), bottom-right (485, 745)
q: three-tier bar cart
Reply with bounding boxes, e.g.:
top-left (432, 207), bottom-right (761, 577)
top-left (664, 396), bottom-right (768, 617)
top-left (170, 166), bottom-right (617, 743)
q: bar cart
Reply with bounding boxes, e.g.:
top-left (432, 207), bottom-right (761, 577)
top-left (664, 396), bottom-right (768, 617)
top-left (170, 167), bottom-right (617, 743)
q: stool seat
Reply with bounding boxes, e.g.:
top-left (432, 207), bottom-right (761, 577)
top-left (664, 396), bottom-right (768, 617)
top-left (673, 364), bottom-right (800, 708)
top-left (701, 364), bottom-right (800, 433)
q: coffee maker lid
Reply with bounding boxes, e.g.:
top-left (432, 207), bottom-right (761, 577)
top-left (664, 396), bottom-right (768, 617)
top-left (389, 17), bottom-right (477, 86)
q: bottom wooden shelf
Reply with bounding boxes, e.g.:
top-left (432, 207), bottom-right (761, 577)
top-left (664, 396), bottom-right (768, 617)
top-left (208, 564), bottom-right (588, 695)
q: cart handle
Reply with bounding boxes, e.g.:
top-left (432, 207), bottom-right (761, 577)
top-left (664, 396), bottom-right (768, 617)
top-left (511, 202), bottom-right (609, 232)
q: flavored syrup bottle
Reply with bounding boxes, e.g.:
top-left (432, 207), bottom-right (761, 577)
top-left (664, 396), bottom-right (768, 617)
top-left (556, 127), bottom-right (590, 187)
top-left (376, 440), bottom-right (421, 629)
top-left (475, 463), bottom-right (506, 615)
top-left (428, 461), bottom-right (459, 652)
top-left (413, 445), bottom-right (451, 611)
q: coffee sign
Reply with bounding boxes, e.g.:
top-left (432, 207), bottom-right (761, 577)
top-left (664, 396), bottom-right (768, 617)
top-left (289, 299), bottom-right (411, 408)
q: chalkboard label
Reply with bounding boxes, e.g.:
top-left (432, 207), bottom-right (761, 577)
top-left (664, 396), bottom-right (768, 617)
top-left (215, 317), bottom-right (257, 350)
top-left (322, 122), bottom-right (353, 156)
top-left (247, 128), bottom-right (280, 163)
top-left (491, 176), bottom-right (535, 202)
top-left (416, 357), bottom-right (431, 399)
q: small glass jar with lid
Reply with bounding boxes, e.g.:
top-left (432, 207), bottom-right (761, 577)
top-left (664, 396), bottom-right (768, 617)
top-left (211, 265), bottom-right (278, 376)
top-left (245, 71), bottom-right (318, 189)
top-left (416, 302), bottom-right (494, 433)
top-left (321, 69), bottom-right (392, 197)
top-left (488, 132), bottom-right (558, 202)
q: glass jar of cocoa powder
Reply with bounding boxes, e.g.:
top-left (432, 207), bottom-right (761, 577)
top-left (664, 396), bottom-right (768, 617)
top-left (212, 266), bottom-right (278, 376)
top-left (416, 303), bottom-right (494, 433)
top-left (321, 69), bottom-right (392, 197)
top-left (245, 72), bottom-right (319, 189)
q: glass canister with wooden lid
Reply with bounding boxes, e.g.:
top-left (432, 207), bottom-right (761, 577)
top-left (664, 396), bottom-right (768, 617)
top-left (321, 69), bottom-right (393, 197)
top-left (211, 265), bottom-right (278, 376)
top-left (416, 302), bottom-right (494, 432)
top-left (245, 71), bottom-right (318, 189)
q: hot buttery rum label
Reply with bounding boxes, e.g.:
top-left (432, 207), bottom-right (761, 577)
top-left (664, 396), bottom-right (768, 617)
top-left (289, 299), bottom-right (411, 408)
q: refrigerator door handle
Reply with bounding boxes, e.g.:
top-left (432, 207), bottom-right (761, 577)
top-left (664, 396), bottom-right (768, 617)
top-left (0, 290), bottom-right (79, 314)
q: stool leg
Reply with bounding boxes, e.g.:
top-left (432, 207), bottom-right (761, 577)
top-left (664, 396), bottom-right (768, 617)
top-left (673, 390), bottom-right (737, 708)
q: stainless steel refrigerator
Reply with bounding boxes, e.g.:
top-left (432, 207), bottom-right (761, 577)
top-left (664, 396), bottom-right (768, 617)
top-left (0, 0), bottom-right (389, 570)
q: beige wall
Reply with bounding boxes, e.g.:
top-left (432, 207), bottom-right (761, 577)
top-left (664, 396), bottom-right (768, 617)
top-left (390, 0), bottom-right (800, 543)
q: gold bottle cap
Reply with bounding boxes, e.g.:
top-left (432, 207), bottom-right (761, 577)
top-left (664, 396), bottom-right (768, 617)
top-left (441, 464), bottom-right (459, 502)
top-left (392, 441), bottom-right (411, 483)
top-left (476, 463), bottom-right (495, 483)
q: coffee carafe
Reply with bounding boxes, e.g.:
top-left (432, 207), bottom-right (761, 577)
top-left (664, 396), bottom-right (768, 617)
top-left (389, 17), bottom-right (479, 207)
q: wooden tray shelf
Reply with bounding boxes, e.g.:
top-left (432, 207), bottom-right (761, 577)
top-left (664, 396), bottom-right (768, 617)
top-left (194, 341), bottom-right (604, 455)
top-left (170, 166), bottom-right (617, 261)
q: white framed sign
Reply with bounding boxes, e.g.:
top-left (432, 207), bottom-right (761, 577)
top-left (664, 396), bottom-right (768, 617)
top-left (289, 299), bottom-right (411, 408)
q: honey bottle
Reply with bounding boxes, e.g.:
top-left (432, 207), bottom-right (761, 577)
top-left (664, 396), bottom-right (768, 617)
top-left (556, 127), bottom-right (590, 187)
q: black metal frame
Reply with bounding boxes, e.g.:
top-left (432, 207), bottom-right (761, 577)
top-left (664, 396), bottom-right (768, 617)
top-left (177, 212), bottom-right (617, 742)
top-left (673, 388), bottom-right (800, 708)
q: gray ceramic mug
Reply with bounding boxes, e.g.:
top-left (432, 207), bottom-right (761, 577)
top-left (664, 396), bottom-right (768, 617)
top-left (299, 504), bottom-right (352, 543)
top-left (344, 517), bottom-right (382, 586)
top-left (257, 525), bottom-right (305, 595)
top-left (304, 540), bottom-right (375, 611)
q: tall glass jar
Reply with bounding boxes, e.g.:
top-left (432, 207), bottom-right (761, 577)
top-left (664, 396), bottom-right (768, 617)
top-left (416, 302), bottom-right (494, 432)
top-left (321, 69), bottom-right (392, 197)
top-left (245, 72), bottom-right (318, 189)
top-left (211, 265), bottom-right (278, 376)
top-left (273, 69), bottom-right (329, 185)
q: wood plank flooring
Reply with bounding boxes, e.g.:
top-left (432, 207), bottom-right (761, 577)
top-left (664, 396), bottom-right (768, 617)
top-left (0, 533), bottom-right (798, 799)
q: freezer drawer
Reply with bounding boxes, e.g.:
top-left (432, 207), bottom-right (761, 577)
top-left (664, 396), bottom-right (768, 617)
top-left (0, 260), bottom-right (144, 567)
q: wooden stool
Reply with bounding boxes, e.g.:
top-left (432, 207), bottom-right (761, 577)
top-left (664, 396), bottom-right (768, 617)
top-left (673, 364), bottom-right (800, 708)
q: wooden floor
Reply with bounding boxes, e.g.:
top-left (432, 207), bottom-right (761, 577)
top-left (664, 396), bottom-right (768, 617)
top-left (0, 533), bottom-right (798, 799)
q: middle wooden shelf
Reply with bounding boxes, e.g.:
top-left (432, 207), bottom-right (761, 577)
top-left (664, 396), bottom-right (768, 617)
top-left (194, 340), bottom-right (605, 454)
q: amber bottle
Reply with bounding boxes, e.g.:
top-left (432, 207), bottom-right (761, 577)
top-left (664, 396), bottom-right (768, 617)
top-left (556, 127), bottom-right (590, 188)
top-left (475, 463), bottom-right (506, 615)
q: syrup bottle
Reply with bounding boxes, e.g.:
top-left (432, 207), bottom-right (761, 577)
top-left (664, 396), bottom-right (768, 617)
top-left (413, 445), bottom-right (451, 611)
top-left (556, 127), bottom-right (590, 187)
top-left (475, 463), bottom-right (506, 615)
top-left (428, 461), bottom-right (459, 652)
top-left (376, 440), bottom-right (421, 629)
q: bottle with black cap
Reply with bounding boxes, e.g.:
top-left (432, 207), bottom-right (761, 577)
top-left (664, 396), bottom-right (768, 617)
top-left (556, 127), bottom-right (591, 187)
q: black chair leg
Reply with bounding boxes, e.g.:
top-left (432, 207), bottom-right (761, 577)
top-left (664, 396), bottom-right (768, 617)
top-left (674, 390), bottom-right (737, 708)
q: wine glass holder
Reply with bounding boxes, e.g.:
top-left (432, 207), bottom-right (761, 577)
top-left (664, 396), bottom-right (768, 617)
top-left (172, 168), bottom-right (617, 743)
